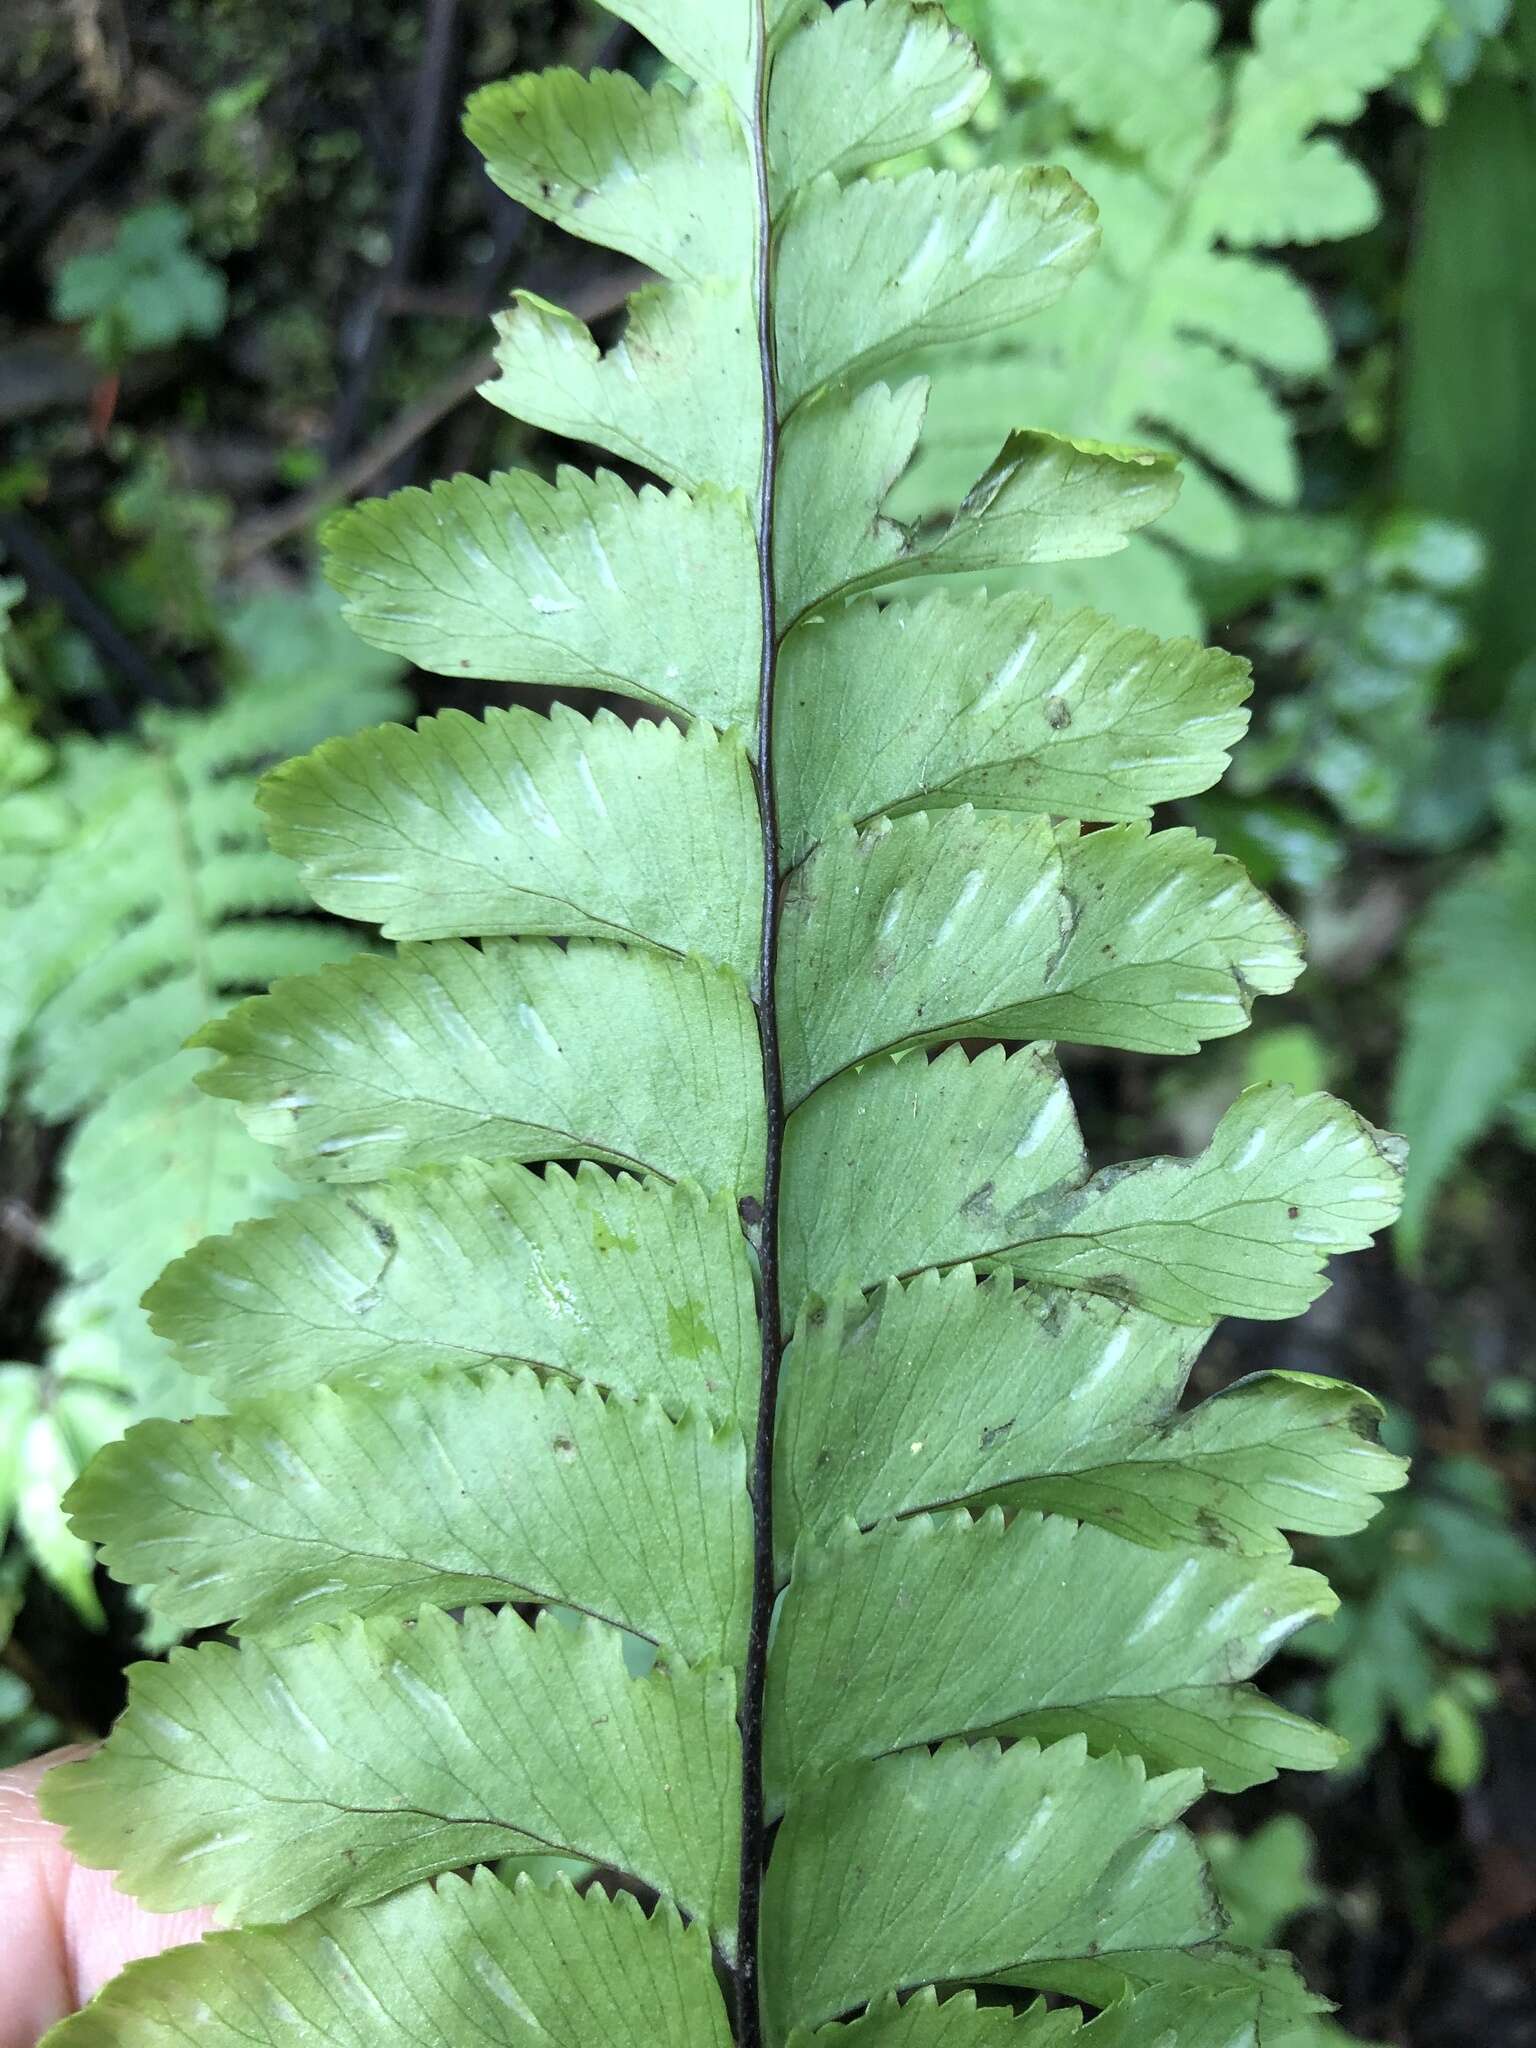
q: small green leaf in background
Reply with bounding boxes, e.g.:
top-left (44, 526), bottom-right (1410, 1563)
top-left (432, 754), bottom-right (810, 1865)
top-left (0, 579), bottom-right (53, 802)
top-left (0, 1364), bottom-right (101, 1622)
top-left (1213, 510), bottom-right (1497, 860)
top-left (53, 202), bottom-right (229, 367)
top-left (1205, 1816), bottom-right (1322, 1950)
top-left (0, 1552), bottom-right (63, 1768)
top-left (1243, 1026), bottom-right (1333, 1098)
top-left (1186, 792), bottom-right (1345, 895)
top-left (1392, 782), bottom-right (1536, 1261)
top-left (1296, 1441), bottom-right (1536, 1784)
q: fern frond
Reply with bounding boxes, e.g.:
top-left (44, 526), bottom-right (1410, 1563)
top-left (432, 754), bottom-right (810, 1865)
top-left (4, 601), bottom-right (402, 1122)
top-left (0, 596), bottom-right (404, 1614)
top-left (44, 6), bottom-right (1403, 2041)
top-left (901, 0), bottom-right (1440, 634)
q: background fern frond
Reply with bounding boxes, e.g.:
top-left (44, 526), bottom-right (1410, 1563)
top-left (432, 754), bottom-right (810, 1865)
top-left (901, 0), bottom-right (1442, 636)
top-left (38, 6), bottom-right (1406, 2041)
top-left (0, 591), bottom-right (404, 1614)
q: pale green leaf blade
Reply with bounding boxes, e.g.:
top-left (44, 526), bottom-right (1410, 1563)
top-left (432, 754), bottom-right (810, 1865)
top-left (194, 942), bottom-right (764, 1192)
top-left (767, 1513), bottom-right (1334, 1799)
top-left (585, 0), bottom-right (766, 111)
top-left (1000, 821), bottom-right (1301, 1054)
top-left (776, 592), bottom-right (1251, 862)
top-left (885, 343), bottom-right (1079, 528)
top-left (986, 1374), bottom-right (1405, 1556)
top-left (998, 1085), bottom-right (1406, 1321)
top-left (146, 1158), bottom-right (756, 1417)
top-left (1048, 1368), bottom-right (1408, 1550)
top-left (780, 813), bottom-right (1300, 1099)
top-left (780, 1277), bottom-right (1191, 1551)
top-left (784, 1057), bottom-right (1404, 1320)
top-left (145, 1160), bottom-right (757, 1420)
top-left (762, 1739), bottom-right (1214, 2039)
top-left (1212, 134), bottom-right (1392, 245)
top-left (43, 1611), bottom-right (739, 1938)
top-left (69, 1371), bottom-right (750, 1662)
top-left (259, 707), bottom-right (761, 976)
top-left (45, 1872), bottom-right (732, 2048)
top-left (992, 1837), bottom-right (1319, 2027)
top-left (1238, 0), bottom-right (1439, 126)
top-left (776, 169), bottom-right (1097, 409)
top-left (782, 1269), bottom-right (1409, 1556)
top-left (783, 423), bottom-right (1182, 621)
top-left (783, 1043), bottom-right (1085, 1307)
top-left (776, 379), bottom-right (930, 622)
top-left (768, 0), bottom-right (987, 203)
top-left (483, 283), bottom-right (761, 495)
top-left (1012, 1683), bottom-right (1341, 1793)
top-left (779, 1275), bottom-right (1402, 1557)
top-left (795, 1985), bottom-right (1264, 2048)
top-left (918, 434), bottom-right (1182, 582)
top-left (1028, 542), bottom-right (1202, 643)
top-left (779, 810), bottom-right (1064, 1099)
top-left (795, 1987), bottom-right (1078, 2048)
top-left (1196, 0), bottom-right (1440, 245)
top-left (464, 70), bottom-right (750, 283)
top-left (322, 469), bottom-right (758, 728)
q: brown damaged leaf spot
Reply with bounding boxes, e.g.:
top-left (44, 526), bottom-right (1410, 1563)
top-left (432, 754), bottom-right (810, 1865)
top-left (344, 1198), bottom-right (397, 1255)
top-left (1086, 1273), bottom-right (1142, 1307)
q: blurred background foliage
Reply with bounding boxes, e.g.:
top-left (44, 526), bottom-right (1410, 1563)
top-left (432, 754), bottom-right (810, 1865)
top-left (0, 1), bottom-right (1532, 2041)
